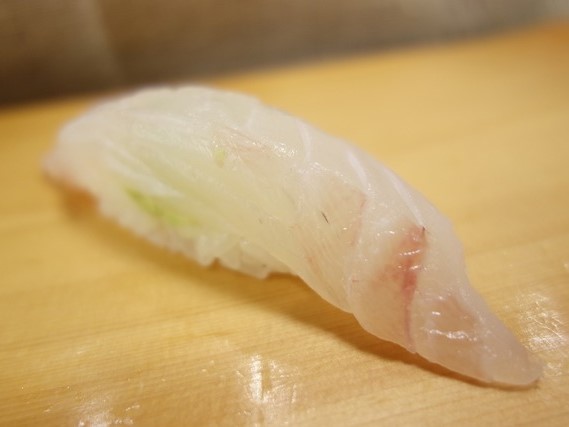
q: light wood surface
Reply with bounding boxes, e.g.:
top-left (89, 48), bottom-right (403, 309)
top-left (1, 23), bottom-right (568, 426)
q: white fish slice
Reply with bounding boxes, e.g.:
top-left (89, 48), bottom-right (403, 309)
top-left (44, 86), bottom-right (541, 386)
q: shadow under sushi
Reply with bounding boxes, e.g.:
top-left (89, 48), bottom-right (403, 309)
top-left (58, 190), bottom-right (529, 390)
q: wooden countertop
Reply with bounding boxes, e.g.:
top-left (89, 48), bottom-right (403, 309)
top-left (1, 23), bottom-right (568, 426)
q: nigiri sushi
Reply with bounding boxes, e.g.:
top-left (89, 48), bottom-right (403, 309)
top-left (44, 86), bottom-right (541, 386)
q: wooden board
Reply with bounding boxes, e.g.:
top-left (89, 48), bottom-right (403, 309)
top-left (1, 23), bottom-right (568, 426)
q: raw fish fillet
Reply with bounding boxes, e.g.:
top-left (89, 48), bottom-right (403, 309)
top-left (44, 86), bottom-right (541, 386)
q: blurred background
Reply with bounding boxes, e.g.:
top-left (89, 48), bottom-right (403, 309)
top-left (1, 0), bottom-right (568, 106)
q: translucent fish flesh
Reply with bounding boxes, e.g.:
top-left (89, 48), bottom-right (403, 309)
top-left (44, 86), bottom-right (541, 386)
